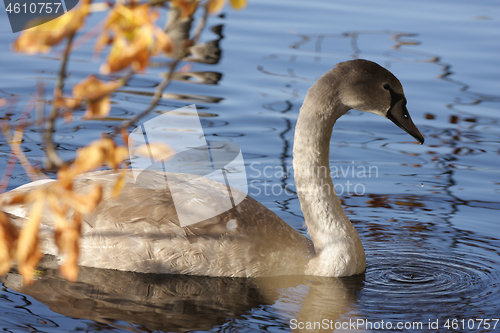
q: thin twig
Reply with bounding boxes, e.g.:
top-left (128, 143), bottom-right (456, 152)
top-left (111, 3), bottom-right (210, 136)
top-left (111, 57), bottom-right (183, 136)
top-left (192, 2), bottom-right (209, 44)
top-left (0, 147), bottom-right (18, 193)
top-left (2, 124), bottom-right (41, 183)
top-left (43, 32), bottom-right (77, 169)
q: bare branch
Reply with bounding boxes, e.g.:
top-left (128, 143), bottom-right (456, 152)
top-left (43, 32), bottom-right (77, 169)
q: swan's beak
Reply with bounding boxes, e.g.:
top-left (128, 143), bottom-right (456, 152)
top-left (386, 99), bottom-right (425, 144)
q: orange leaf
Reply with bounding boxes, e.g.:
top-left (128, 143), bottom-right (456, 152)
top-left (100, 32), bottom-right (151, 74)
top-left (105, 4), bottom-right (154, 32)
top-left (229, 0), bottom-right (247, 10)
top-left (171, 0), bottom-right (198, 18)
top-left (72, 76), bottom-right (120, 118)
top-left (134, 143), bottom-right (174, 161)
top-left (16, 198), bottom-right (44, 284)
top-left (95, 30), bottom-right (112, 54)
top-left (107, 146), bottom-right (129, 169)
top-left (0, 192), bottom-right (28, 206)
top-left (153, 29), bottom-right (173, 55)
top-left (99, 3), bottom-right (164, 74)
top-left (84, 95), bottom-right (111, 119)
top-left (65, 138), bottom-right (127, 177)
top-left (54, 88), bottom-right (80, 111)
top-left (12, 1), bottom-right (91, 54)
top-left (207, 0), bottom-right (226, 14)
top-left (73, 75), bottom-right (120, 101)
top-left (0, 211), bottom-right (19, 276)
top-left (112, 170), bottom-right (126, 198)
top-left (55, 214), bottom-right (81, 282)
top-left (68, 140), bottom-right (109, 175)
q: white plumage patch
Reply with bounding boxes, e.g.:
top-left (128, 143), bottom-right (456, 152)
top-left (226, 219), bottom-right (237, 231)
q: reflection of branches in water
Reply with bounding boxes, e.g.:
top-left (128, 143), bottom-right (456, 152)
top-left (388, 34), bottom-right (500, 118)
top-left (264, 29), bottom-right (500, 111)
top-left (261, 29), bottom-right (499, 235)
top-left (257, 64), bottom-right (312, 81)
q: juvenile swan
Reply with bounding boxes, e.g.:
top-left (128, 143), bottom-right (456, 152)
top-left (1, 59), bottom-right (424, 277)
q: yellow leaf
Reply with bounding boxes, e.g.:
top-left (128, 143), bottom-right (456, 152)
top-left (100, 31), bottom-right (151, 74)
top-left (16, 198), bottom-right (44, 284)
top-left (12, 0), bottom-right (91, 54)
top-left (134, 143), bottom-right (174, 161)
top-left (107, 146), bottom-right (129, 169)
top-left (207, 0), bottom-right (226, 14)
top-left (54, 88), bottom-right (79, 111)
top-left (0, 192), bottom-right (28, 206)
top-left (105, 4), bottom-right (153, 31)
top-left (99, 3), bottom-right (162, 74)
top-left (56, 214), bottom-right (81, 282)
top-left (95, 30), bottom-right (112, 54)
top-left (84, 95), bottom-right (111, 119)
top-left (0, 211), bottom-right (19, 276)
top-left (112, 170), bottom-right (126, 197)
top-left (229, 0), bottom-right (247, 10)
top-left (73, 76), bottom-right (121, 118)
top-left (170, 0), bottom-right (198, 18)
top-left (153, 29), bottom-right (173, 55)
top-left (69, 143), bottom-right (107, 175)
top-left (65, 138), bottom-right (127, 177)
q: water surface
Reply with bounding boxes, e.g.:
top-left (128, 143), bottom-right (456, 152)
top-left (0, 0), bottom-right (499, 332)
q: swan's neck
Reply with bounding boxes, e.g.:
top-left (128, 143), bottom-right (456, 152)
top-left (293, 82), bottom-right (365, 276)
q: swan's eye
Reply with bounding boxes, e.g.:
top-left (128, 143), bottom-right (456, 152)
top-left (383, 83), bottom-right (391, 90)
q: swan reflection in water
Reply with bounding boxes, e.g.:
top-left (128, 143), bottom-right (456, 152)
top-left (1, 259), bottom-right (365, 332)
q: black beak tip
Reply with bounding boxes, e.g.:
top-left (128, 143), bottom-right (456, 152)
top-left (386, 102), bottom-right (425, 145)
top-left (415, 134), bottom-right (425, 145)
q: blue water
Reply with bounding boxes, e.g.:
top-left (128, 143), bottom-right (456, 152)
top-left (1, 0), bottom-right (499, 332)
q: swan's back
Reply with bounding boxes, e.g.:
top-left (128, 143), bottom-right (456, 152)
top-left (2, 170), bottom-right (313, 277)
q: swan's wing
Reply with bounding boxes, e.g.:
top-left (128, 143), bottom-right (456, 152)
top-left (0, 170), bottom-right (314, 276)
top-left (78, 170), bottom-right (245, 238)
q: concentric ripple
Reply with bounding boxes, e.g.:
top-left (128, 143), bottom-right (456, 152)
top-left (362, 248), bottom-right (500, 313)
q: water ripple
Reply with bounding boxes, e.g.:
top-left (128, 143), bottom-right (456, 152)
top-left (363, 248), bottom-right (500, 312)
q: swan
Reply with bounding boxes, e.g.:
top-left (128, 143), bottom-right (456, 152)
top-left (1, 59), bottom-right (424, 278)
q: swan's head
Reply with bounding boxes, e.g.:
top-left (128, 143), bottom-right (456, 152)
top-left (335, 59), bottom-right (425, 144)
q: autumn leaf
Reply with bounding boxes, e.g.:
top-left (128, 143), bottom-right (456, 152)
top-left (171, 0), bottom-right (198, 18)
top-left (230, 0), bottom-right (247, 10)
top-left (54, 88), bottom-right (77, 110)
top-left (12, 0), bottom-right (91, 54)
top-left (72, 76), bottom-right (121, 118)
top-left (134, 142), bottom-right (174, 161)
top-left (95, 30), bottom-right (111, 53)
top-left (98, 4), bottom-right (172, 74)
top-left (100, 31), bottom-right (151, 74)
top-left (16, 198), bottom-right (44, 284)
top-left (0, 211), bottom-right (19, 276)
top-left (208, 0), bottom-right (246, 14)
top-left (207, 0), bottom-right (225, 14)
top-left (112, 170), bottom-right (126, 198)
top-left (153, 29), bottom-right (173, 55)
top-left (63, 138), bottom-right (128, 179)
top-left (59, 227), bottom-right (80, 281)
top-left (56, 213), bottom-right (82, 282)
